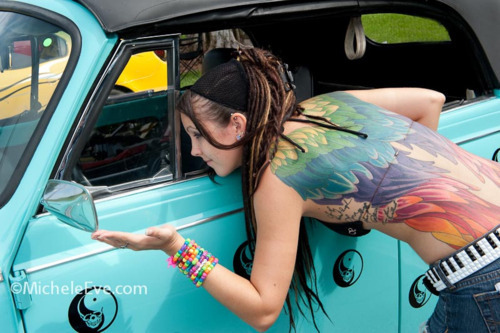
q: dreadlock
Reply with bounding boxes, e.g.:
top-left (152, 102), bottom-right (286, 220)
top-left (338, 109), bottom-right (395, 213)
top-left (176, 47), bottom-right (329, 331)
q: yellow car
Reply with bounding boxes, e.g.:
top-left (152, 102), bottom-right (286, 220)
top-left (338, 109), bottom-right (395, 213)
top-left (0, 34), bottom-right (166, 120)
top-left (114, 51), bottom-right (167, 94)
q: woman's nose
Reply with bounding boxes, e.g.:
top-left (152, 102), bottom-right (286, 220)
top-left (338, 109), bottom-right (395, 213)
top-left (191, 143), bottom-right (201, 156)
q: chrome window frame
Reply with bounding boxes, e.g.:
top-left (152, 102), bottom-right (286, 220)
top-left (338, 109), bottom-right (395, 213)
top-left (54, 35), bottom-right (185, 195)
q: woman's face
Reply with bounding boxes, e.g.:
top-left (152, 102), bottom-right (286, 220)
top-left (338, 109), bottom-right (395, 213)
top-left (181, 113), bottom-right (244, 177)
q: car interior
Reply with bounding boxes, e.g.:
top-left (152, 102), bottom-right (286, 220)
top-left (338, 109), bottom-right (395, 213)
top-left (71, 5), bottom-right (495, 190)
top-left (245, 13), bottom-right (491, 106)
top-left (168, 4), bottom-right (495, 104)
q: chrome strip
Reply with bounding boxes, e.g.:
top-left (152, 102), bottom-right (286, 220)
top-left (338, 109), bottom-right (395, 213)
top-left (441, 95), bottom-right (496, 113)
top-left (175, 208), bottom-right (243, 232)
top-left (455, 129), bottom-right (500, 145)
top-left (34, 173), bottom-right (207, 220)
top-left (24, 207), bottom-right (243, 275)
top-left (0, 270), bottom-right (4, 283)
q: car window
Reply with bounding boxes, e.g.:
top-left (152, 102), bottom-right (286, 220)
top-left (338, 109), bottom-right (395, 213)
top-left (70, 50), bottom-right (172, 187)
top-left (362, 13), bottom-right (451, 44)
top-left (0, 12), bottom-right (72, 198)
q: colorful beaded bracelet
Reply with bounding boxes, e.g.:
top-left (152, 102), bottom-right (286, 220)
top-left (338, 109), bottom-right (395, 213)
top-left (167, 239), bottom-right (218, 287)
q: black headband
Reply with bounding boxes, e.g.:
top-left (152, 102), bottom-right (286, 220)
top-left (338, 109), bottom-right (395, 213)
top-left (190, 59), bottom-right (249, 111)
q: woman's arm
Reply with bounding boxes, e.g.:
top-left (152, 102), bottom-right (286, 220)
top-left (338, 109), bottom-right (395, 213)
top-left (91, 168), bottom-right (303, 332)
top-left (204, 170), bottom-right (303, 330)
top-left (345, 88), bottom-right (445, 130)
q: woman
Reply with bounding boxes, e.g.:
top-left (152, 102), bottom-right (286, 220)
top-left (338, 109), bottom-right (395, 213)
top-left (92, 48), bottom-right (500, 332)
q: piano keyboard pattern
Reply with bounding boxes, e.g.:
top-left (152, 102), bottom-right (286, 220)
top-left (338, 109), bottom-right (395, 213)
top-left (425, 227), bottom-right (500, 292)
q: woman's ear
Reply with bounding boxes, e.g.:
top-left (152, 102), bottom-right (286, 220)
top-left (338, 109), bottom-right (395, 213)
top-left (230, 112), bottom-right (247, 135)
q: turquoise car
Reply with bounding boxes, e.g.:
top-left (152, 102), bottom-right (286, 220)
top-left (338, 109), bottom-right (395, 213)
top-left (0, 0), bottom-right (499, 332)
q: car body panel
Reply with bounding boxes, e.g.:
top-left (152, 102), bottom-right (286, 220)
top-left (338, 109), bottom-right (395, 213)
top-left (13, 171), bottom-right (405, 332)
top-left (438, 96), bottom-right (500, 159)
top-left (0, 1), bottom-right (115, 331)
top-left (14, 173), bottom-right (253, 332)
top-left (0, 0), bottom-right (498, 332)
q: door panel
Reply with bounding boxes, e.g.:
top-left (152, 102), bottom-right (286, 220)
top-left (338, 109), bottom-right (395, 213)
top-left (14, 173), bottom-right (260, 332)
top-left (14, 172), bottom-right (404, 332)
top-left (297, 224), bottom-right (400, 332)
top-left (399, 242), bottom-right (438, 332)
top-left (439, 96), bottom-right (500, 159)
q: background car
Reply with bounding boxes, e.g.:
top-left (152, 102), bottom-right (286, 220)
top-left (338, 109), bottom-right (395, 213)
top-left (0, 1), bottom-right (498, 332)
top-left (0, 38), bottom-right (165, 120)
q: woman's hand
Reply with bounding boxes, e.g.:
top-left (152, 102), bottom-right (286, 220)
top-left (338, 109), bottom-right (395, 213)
top-left (91, 224), bottom-right (185, 256)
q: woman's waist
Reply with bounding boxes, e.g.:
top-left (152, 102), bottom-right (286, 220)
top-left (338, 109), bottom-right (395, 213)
top-left (424, 224), bottom-right (500, 293)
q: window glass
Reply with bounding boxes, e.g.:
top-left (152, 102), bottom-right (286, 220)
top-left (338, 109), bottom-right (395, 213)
top-left (362, 13), bottom-right (451, 44)
top-left (71, 50), bottom-right (172, 187)
top-left (0, 11), bottom-right (71, 197)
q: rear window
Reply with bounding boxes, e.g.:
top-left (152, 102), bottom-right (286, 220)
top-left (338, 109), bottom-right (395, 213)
top-left (362, 13), bottom-right (451, 44)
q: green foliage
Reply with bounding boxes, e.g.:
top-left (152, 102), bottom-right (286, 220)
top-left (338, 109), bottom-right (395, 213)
top-left (362, 13), bottom-right (451, 44)
top-left (180, 70), bottom-right (201, 88)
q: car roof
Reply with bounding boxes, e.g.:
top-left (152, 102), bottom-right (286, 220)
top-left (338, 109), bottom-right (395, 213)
top-left (75, 0), bottom-right (500, 83)
top-left (75, 0), bottom-right (298, 32)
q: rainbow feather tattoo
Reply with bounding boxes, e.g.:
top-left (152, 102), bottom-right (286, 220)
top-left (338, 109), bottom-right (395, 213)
top-left (271, 92), bottom-right (500, 249)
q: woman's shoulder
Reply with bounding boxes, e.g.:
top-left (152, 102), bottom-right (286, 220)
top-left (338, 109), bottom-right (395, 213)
top-left (268, 91), bottom-right (415, 201)
top-left (299, 91), bottom-right (356, 118)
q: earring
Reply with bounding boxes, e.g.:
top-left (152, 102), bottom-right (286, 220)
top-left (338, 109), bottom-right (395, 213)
top-left (236, 133), bottom-right (242, 141)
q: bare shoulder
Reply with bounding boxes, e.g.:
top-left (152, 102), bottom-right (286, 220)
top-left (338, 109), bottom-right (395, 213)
top-left (253, 165), bottom-right (305, 216)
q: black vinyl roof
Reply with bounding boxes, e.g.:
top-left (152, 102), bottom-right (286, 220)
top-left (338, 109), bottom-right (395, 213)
top-left (75, 0), bottom-right (293, 32)
top-left (75, 0), bottom-right (500, 83)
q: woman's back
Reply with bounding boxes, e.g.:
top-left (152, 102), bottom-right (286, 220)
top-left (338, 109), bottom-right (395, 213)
top-left (272, 91), bottom-right (500, 263)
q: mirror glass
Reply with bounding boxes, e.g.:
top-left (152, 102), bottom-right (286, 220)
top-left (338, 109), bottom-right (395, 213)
top-left (41, 180), bottom-right (98, 232)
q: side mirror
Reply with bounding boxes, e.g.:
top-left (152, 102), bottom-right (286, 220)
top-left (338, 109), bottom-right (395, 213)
top-left (40, 180), bottom-right (98, 232)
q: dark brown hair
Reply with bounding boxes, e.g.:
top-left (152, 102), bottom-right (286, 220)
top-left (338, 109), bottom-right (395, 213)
top-left (176, 48), bottom-right (328, 331)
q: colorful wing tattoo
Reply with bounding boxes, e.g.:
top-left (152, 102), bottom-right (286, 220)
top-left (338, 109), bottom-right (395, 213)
top-left (271, 92), bottom-right (500, 249)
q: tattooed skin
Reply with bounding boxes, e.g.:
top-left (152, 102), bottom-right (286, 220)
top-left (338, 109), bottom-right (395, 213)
top-left (271, 92), bottom-right (500, 249)
top-left (325, 199), bottom-right (398, 224)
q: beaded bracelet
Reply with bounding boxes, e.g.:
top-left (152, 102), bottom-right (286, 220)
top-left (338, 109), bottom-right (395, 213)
top-left (167, 239), bottom-right (218, 287)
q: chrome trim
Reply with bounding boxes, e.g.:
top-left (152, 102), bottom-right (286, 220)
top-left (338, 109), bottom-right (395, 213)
top-left (35, 173), bottom-right (207, 220)
top-left (24, 207), bottom-right (243, 275)
top-left (90, 165), bottom-right (149, 182)
top-left (91, 172), bottom-right (204, 203)
top-left (441, 95), bottom-right (496, 113)
top-left (175, 208), bottom-right (243, 232)
top-left (455, 129), bottom-right (500, 145)
top-left (56, 35), bottom-right (177, 180)
top-left (0, 270), bottom-right (4, 283)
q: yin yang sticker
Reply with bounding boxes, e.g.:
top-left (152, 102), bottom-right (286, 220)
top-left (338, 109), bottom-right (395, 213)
top-left (68, 286), bottom-right (118, 332)
top-left (233, 240), bottom-right (254, 279)
top-left (333, 249), bottom-right (364, 287)
top-left (409, 275), bottom-right (432, 308)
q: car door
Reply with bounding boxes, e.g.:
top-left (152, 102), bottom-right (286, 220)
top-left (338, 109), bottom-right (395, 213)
top-left (9, 35), bottom-right (267, 332)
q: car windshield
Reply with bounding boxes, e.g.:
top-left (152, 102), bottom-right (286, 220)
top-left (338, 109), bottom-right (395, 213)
top-left (0, 11), bottom-right (71, 198)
